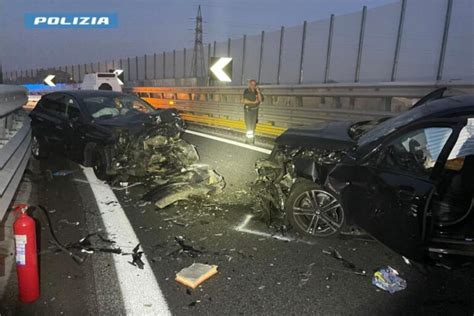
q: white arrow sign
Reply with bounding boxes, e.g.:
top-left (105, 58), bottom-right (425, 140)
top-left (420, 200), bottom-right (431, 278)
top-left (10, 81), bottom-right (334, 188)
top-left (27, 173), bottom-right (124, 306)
top-left (44, 75), bottom-right (56, 87)
top-left (113, 69), bottom-right (124, 85)
top-left (210, 57), bottom-right (232, 82)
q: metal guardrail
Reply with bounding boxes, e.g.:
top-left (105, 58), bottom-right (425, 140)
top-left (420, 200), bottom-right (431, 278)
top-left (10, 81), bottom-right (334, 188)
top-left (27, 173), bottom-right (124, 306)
top-left (130, 82), bottom-right (474, 135)
top-left (0, 85), bottom-right (30, 220)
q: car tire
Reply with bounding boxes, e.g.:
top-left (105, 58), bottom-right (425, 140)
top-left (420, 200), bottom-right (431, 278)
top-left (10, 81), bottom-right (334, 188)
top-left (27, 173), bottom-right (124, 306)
top-left (84, 143), bottom-right (109, 181)
top-left (31, 134), bottom-right (48, 160)
top-left (285, 180), bottom-right (345, 238)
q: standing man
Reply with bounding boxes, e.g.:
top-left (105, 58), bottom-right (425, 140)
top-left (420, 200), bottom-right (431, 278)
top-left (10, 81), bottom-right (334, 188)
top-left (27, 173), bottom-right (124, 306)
top-left (242, 79), bottom-right (263, 144)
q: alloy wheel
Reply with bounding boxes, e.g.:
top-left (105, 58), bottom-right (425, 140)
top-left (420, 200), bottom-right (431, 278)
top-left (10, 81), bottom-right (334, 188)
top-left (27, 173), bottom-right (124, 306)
top-left (291, 189), bottom-right (344, 237)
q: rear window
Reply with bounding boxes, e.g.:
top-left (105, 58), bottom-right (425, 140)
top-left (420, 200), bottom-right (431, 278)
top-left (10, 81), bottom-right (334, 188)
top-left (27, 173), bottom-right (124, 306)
top-left (97, 73), bottom-right (116, 78)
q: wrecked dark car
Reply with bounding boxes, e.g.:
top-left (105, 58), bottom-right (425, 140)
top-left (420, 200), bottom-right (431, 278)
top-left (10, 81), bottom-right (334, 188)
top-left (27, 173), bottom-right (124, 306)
top-left (30, 90), bottom-right (224, 207)
top-left (255, 91), bottom-right (474, 263)
top-left (30, 90), bottom-right (184, 177)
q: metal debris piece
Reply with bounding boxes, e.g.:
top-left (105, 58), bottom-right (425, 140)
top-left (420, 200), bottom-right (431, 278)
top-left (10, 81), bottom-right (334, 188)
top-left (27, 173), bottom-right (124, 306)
top-left (169, 236), bottom-right (203, 257)
top-left (142, 165), bottom-right (225, 209)
top-left (127, 243), bottom-right (145, 269)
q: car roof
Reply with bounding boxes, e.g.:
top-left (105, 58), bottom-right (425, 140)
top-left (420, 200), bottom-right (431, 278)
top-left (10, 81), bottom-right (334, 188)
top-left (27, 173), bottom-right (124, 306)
top-left (420, 94), bottom-right (474, 116)
top-left (43, 90), bottom-right (125, 99)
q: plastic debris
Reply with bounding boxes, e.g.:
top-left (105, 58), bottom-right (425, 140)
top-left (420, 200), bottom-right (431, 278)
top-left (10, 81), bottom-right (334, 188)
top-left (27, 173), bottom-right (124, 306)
top-left (176, 263), bottom-right (218, 289)
top-left (169, 236), bottom-right (203, 257)
top-left (372, 266), bottom-right (407, 294)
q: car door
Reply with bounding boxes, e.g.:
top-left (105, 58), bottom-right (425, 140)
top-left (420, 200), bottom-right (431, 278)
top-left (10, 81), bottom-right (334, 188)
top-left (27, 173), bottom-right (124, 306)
top-left (62, 95), bottom-right (88, 160)
top-left (339, 119), bottom-right (466, 261)
top-left (34, 94), bottom-right (68, 152)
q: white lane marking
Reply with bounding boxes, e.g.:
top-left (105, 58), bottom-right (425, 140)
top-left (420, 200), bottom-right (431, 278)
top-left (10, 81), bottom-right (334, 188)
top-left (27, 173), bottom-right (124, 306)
top-left (185, 129), bottom-right (272, 155)
top-left (82, 167), bottom-right (170, 316)
top-left (72, 178), bottom-right (143, 191)
top-left (235, 214), bottom-right (316, 245)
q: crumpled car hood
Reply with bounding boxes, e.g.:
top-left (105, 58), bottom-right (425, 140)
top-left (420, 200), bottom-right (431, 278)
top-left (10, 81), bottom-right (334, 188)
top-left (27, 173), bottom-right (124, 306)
top-left (276, 121), bottom-right (356, 151)
top-left (94, 109), bottom-right (182, 134)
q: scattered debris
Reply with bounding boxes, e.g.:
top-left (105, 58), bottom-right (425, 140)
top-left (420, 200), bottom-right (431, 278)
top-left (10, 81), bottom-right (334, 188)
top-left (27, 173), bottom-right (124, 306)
top-left (126, 244), bottom-right (145, 269)
top-left (322, 248), bottom-right (366, 276)
top-left (169, 236), bottom-right (203, 257)
top-left (69, 232), bottom-right (122, 254)
top-left (298, 263), bottom-right (316, 287)
top-left (52, 170), bottom-right (75, 177)
top-left (372, 266), bottom-right (407, 294)
top-left (176, 263), bottom-right (218, 289)
top-left (58, 219), bottom-right (80, 226)
top-left (142, 165), bottom-right (225, 208)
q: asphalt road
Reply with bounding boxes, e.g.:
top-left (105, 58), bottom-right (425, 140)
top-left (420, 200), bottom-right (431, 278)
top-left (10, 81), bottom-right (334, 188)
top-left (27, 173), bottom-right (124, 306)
top-left (1, 130), bottom-right (474, 315)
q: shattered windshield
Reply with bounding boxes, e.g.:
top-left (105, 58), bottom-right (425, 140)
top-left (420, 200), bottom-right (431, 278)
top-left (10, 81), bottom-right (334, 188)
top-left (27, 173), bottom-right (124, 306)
top-left (358, 104), bottom-right (438, 146)
top-left (83, 95), bottom-right (155, 119)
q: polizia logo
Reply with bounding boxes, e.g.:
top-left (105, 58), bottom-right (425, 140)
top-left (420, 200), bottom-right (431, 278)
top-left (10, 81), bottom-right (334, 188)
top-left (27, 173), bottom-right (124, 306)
top-left (25, 13), bottom-right (118, 29)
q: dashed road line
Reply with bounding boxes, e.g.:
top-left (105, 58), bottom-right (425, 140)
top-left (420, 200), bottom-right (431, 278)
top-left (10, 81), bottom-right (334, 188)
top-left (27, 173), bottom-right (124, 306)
top-left (82, 167), bottom-right (170, 316)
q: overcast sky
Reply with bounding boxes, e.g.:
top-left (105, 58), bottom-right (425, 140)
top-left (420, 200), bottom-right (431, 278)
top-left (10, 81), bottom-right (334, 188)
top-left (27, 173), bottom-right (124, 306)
top-left (0, 0), bottom-right (397, 72)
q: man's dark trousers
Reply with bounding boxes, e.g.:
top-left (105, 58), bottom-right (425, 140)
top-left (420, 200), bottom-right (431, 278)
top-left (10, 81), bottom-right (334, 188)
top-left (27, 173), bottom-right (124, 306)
top-left (244, 105), bottom-right (259, 139)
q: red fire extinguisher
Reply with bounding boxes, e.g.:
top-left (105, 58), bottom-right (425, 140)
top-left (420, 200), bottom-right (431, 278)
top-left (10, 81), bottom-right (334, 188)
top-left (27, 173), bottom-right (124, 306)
top-left (13, 204), bottom-right (40, 303)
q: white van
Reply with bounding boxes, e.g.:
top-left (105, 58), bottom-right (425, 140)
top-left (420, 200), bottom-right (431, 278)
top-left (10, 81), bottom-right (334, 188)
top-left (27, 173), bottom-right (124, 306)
top-left (81, 72), bottom-right (122, 92)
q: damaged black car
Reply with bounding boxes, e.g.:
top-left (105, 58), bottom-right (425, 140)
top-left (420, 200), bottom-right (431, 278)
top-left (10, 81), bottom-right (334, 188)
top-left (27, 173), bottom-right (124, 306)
top-left (255, 90), bottom-right (474, 262)
top-left (30, 90), bottom-right (185, 179)
top-left (30, 90), bottom-right (224, 208)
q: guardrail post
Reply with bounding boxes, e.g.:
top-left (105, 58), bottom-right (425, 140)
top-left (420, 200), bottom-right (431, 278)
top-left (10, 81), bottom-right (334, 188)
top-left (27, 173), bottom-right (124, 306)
top-left (436, 0), bottom-right (453, 81)
top-left (391, 0), bottom-right (406, 82)
top-left (276, 26), bottom-right (285, 85)
top-left (324, 14), bottom-right (335, 84)
top-left (298, 21), bottom-right (307, 84)
top-left (5, 114), bottom-right (13, 130)
top-left (227, 38), bottom-right (231, 57)
top-left (0, 117), bottom-right (5, 139)
top-left (241, 35), bottom-right (247, 85)
top-left (384, 97), bottom-right (392, 112)
top-left (258, 31), bottom-right (265, 83)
